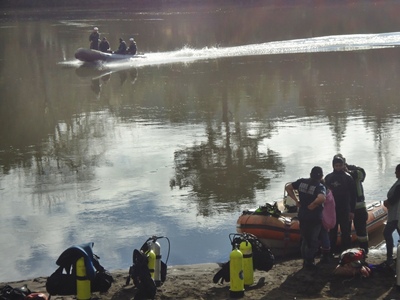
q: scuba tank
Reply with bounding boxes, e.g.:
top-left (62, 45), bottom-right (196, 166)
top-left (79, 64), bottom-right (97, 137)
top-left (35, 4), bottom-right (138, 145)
top-left (140, 235), bottom-right (171, 286)
top-left (229, 244), bottom-right (244, 298)
top-left (148, 236), bottom-right (162, 287)
top-left (76, 257), bottom-right (91, 300)
top-left (239, 239), bottom-right (254, 286)
top-left (146, 248), bottom-right (156, 279)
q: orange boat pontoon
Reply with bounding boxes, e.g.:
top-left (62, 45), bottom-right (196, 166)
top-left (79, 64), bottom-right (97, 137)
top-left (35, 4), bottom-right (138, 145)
top-left (236, 190), bottom-right (388, 256)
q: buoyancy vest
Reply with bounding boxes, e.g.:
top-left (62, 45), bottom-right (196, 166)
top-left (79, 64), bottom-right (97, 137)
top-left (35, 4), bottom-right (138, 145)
top-left (46, 243), bottom-right (113, 296)
top-left (347, 165), bottom-right (366, 207)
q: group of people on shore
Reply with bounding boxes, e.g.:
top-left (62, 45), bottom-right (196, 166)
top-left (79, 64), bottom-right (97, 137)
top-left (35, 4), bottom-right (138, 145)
top-left (285, 154), bottom-right (400, 270)
top-left (89, 27), bottom-right (137, 55)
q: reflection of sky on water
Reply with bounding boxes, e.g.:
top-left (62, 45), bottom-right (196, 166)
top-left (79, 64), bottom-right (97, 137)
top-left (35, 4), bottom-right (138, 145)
top-left (260, 115), bottom-right (400, 199)
top-left (0, 120), bottom-right (237, 281)
top-left (2, 113), bottom-right (398, 281)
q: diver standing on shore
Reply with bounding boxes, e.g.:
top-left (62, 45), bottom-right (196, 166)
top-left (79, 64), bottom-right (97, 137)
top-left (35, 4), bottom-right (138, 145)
top-left (383, 164), bottom-right (400, 264)
top-left (325, 156), bottom-right (356, 254)
top-left (285, 166), bottom-right (326, 270)
top-left (335, 154), bottom-right (369, 254)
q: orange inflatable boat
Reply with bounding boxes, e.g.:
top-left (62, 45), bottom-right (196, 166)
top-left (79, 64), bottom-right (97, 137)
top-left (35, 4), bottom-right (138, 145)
top-left (236, 200), bottom-right (387, 256)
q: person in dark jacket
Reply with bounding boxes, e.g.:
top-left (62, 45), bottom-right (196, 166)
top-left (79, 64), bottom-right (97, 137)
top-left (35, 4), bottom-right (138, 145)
top-left (127, 38), bottom-right (137, 55)
top-left (99, 37), bottom-right (111, 53)
top-left (89, 27), bottom-right (100, 50)
top-left (335, 154), bottom-right (369, 254)
top-left (285, 166), bottom-right (326, 269)
top-left (114, 38), bottom-right (127, 54)
top-left (383, 164), bottom-right (400, 264)
top-left (325, 156), bottom-right (357, 254)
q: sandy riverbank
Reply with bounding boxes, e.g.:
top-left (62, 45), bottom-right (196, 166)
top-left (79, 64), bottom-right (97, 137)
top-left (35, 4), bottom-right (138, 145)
top-left (1, 249), bottom-right (399, 300)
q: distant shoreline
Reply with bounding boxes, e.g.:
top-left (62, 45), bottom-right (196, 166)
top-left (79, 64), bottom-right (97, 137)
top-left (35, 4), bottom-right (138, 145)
top-left (0, 0), bottom-right (265, 10)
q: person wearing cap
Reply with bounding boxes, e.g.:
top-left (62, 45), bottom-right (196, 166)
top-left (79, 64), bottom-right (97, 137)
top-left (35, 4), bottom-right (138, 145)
top-left (89, 27), bottom-right (100, 50)
top-left (383, 164), bottom-right (400, 264)
top-left (325, 156), bottom-right (357, 254)
top-left (285, 166), bottom-right (326, 270)
top-left (99, 37), bottom-right (111, 53)
top-left (114, 37), bottom-right (127, 54)
top-left (335, 153), bottom-right (369, 254)
top-left (127, 37), bottom-right (137, 55)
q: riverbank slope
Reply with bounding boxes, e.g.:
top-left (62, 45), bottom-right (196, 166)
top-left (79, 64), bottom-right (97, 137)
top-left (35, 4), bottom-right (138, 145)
top-left (1, 249), bottom-right (398, 300)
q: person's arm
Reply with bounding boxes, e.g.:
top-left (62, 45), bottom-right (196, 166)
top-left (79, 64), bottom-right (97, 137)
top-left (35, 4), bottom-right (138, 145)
top-left (308, 193), bottom-right (326, 210)
top-left (347, 174), bottom-right (356, 213)
top-left (285, 183), bottom-right (300, 207)
top-left (346, 175), bottom-right (356, 220)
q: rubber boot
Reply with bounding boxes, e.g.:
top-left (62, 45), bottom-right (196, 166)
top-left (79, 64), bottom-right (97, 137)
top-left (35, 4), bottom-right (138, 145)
top-left (359, 242), bottom-right (369, 255)
top-left (320, 248), bottom-right (331, 263)
top-left (303, 259), bottom-right (317, 270)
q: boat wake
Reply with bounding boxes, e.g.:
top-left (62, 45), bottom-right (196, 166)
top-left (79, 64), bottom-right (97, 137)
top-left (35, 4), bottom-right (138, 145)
top-left (60, 31), bottom-right (400, 74)
top-left (130, 31), bottom-right (400, 68)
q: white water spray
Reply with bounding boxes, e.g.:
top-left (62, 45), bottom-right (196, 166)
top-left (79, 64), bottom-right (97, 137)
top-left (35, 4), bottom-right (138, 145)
top-left (60, 31), bottom-right (400, 73)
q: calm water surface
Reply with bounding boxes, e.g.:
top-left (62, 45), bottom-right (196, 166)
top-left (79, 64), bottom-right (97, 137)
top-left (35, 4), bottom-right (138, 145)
top-left (1, 2), bottom-right (400, 281)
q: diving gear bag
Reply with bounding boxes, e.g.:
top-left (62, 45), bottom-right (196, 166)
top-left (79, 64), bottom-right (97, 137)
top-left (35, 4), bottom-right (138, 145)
top-left (45, 242), bottom-right (113, 296)
top-left (0, 285), bottom-right (31, 300)
top-left (333, 248), bottom-right (371, 277)
top-left (126, 249), bottom-right (156, 300)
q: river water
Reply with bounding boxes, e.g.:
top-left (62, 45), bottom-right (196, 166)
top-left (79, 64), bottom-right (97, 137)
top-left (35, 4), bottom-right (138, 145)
top-left (1, 2), bottom-right (400, 282)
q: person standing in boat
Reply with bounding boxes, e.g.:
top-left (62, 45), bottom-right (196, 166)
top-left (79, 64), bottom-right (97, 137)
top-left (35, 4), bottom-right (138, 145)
top-left (324, 156), bottom-right (356, 254)
top-left (383, 164), bottom-right (400, 264)
top-left (335, 154), bottom-right (369, 254)
top-left (127, 38), bottom-right (137, 55)
top-left (99, 37), bottom-right (111, 53)
top-left (114, 38), bottom-right (127, 54)
top-left (89, 27), bottom-right (100, 50)
top-left (285, 166), bottom-right (326, 270)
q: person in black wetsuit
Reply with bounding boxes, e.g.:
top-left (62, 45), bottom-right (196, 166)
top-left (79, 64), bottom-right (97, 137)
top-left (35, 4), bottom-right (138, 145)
top-left (114, 38), bottom-right (127, 54)
top-left (89, 27), bottom-right (100, 50)
top-left (285, 166), bottom-right (326, 270)
top-left (127, 38), bottom-right (137, 55)
top-left (99, 37), bottom-right (111, 53)
top-left (383, 164), bottom-right (400, 264)
top-left (325, 156), bottom-right (356, 254)
top-left (334, 154), bottom-right (369, 254)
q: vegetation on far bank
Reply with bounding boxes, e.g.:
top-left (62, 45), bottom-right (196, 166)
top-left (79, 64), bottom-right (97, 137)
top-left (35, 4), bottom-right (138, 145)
top-left (1, 0), bottom-right (268, 10)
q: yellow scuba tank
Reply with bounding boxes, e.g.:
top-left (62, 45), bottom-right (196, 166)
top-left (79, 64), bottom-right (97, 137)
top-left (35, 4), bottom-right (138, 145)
top-left (76, 257), bottom-right (91, 300)
top-left (229, 244), bottom-right (244, 298)
top-left (149, 237), bottom-right (162, 287)
top-left (146, 249), bottom-right (156, 279)
top-left (239, 240), bottom-right (254, 286)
